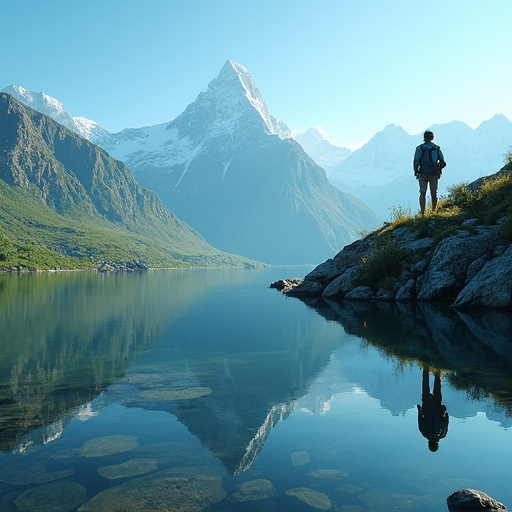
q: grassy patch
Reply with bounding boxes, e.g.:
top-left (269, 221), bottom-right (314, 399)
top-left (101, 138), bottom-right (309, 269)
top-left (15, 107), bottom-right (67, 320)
top-left (356, 240), bottom-right (407, 291)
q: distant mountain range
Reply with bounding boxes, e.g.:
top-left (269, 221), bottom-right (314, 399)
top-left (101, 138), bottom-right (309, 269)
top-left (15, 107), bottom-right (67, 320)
top-left (0, 93), bottom-right (255, 268)
top-left (296, 118), bottom-right (512, 217)
top-left (3, 62), bottom-right (381, 264)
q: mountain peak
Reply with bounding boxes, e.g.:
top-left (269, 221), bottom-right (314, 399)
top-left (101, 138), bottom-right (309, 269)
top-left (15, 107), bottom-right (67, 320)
top-left (201, 60), bottom-right (290, 138)
top-left (2, 85), bottom-right (67, 117)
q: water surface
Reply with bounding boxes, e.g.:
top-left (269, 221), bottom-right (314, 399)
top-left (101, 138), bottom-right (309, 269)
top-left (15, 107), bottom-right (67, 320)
top-left (0, 268), bottom-right (511, 511)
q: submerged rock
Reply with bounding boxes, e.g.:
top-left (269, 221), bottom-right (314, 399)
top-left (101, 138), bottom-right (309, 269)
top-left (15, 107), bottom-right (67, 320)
top-left (82, 435), bottom-right (140, 458)
top-left (98, 458), bottom-right (158, 480)
top-left (308, 469), bottom-right (350, 480)
top-left (285, 487), bottom-right (332, 510)
top-left (15, 481), bottom-right (86, 512)
top-left (233, 478), bottom-right (276, 501)
top-left (78, 471), bottom-right (226, 511)
top-left (0, 462), bottom-right (73, 485)
top-left (447, 488), bottom-right (507, 511)
top-left (290, 450), bottom-right (310, 466)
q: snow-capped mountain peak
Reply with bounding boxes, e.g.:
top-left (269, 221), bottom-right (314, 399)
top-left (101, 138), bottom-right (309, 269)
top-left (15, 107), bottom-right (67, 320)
top-left (1, 85), bottom-right (111, 145)
top-left (202, 60), bottom-right (290, 139)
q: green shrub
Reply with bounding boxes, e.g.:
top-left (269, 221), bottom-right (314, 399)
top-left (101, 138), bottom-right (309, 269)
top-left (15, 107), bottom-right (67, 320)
top-left (357, 240), bottom-right (407, 290)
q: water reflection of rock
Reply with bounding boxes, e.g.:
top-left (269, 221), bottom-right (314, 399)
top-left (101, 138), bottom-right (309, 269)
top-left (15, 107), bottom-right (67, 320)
top-left (301, 298), bottom-right (512, 418)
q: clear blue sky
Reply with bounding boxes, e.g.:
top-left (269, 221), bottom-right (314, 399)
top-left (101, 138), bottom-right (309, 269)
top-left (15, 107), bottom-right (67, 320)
top-left (2, 0), bottom-right (511, 148)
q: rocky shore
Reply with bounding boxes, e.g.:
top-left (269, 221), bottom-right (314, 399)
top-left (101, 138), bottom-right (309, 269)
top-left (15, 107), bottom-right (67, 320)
top-left (274, 165), bottom-right (512, 310)
top-left (278, 214), bottom-right (512, 310)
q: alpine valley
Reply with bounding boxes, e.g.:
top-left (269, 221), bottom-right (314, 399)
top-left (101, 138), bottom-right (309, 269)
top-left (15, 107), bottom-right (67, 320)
top-left (0, 93), bottom-right (256, 269)
top-left (4, 61), bottom-right (510, 266)
top-left (3, 61), bottom-right (381, 265)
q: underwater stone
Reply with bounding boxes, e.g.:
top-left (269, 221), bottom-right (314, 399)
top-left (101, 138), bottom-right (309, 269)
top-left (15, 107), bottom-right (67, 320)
top-left (82, 435), bottom-right (140, 458)
top-left (98, 458), bottom-right (158, 480)
top-left (233, 478), bottom-right (276, 501)
top-left (78, 471), bottom-right (226, 511)
top-left (14, 481), bottom-right (86, 512)
top-left (285, 487), bottom-right (332, 510)
top-left (290, 450), bottom-right (310, 466)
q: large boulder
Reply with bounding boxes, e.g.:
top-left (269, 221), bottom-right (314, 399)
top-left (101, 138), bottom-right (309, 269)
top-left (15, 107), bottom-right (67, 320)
top-left (417, 227), bottom-right (500, 300)
top-left (447, 488), bottom-right (507, 511)
top-left (453, 244), bottom-right (512, 309)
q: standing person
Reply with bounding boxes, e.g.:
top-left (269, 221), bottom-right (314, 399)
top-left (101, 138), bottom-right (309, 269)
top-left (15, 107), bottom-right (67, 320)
top-left (417, 366), bottom-right (449, 452)
top-left (413, 130), bottom-right (446, 214)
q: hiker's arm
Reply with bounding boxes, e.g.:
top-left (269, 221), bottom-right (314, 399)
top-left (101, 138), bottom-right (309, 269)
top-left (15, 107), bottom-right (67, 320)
top-left (413, 147), bottom-right (421, 173)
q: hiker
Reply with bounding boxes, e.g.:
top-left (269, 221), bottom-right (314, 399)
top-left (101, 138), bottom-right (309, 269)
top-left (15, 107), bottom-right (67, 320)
top-left (413, 130), bottom-right (446, 214)
top-left (417, 367), bottom-right (449, 452)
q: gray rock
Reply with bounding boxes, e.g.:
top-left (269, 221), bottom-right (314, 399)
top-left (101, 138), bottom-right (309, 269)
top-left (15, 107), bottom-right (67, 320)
top-left (286, 279), bottom-right (325, 297)
top-left (453, 244), bottom-right (512, 309)
top-left (395, 278), bottom-right (415, 301)
top-left (447, 488), bottom-right (507, 511)
top-left (333, 238), bottom-right (372, 272)
top-left (322, 266), bottom-right (358, 298)
top-left (345, 286), bottom-right (374, 300)
top-left (417, 228), bottom-right (499, 300)
top-left (304, 259), bottom-right (342, 284)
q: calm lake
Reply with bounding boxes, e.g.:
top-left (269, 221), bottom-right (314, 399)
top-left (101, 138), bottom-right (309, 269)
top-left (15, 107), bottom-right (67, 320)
top-left (1, 267), bottom-right (511, 511)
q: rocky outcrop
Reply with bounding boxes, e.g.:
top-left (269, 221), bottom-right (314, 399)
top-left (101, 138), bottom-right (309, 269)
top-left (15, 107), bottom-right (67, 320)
top-left (447, 489), bottom-right (507, 511)
top-left (98, 261), bottom-right (149, 272)
top-left (285, 216), bottom-right (512, 310)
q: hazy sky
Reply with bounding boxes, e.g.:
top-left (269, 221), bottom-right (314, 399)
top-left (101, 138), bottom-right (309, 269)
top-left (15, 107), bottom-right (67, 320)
top-left (2, 0), bottom-right (511, 148)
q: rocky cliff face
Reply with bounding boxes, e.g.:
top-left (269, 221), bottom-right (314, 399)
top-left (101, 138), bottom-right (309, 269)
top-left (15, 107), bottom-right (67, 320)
top-left (285, 168), bottom-right (512, 310)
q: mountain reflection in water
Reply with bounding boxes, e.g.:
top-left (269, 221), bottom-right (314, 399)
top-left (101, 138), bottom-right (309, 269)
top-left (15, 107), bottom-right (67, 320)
top-left (0, 269), bottom-right (511, 511)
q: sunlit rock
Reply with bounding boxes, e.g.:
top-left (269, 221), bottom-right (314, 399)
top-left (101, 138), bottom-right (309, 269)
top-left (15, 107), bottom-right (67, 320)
top-left (285, 487), bottom-right (332, 510)
top-left (15, 481), bottom-right (86, 512)
top-left (453, 245), bottom-right (512, 309)
top-left (290, 450), bottom-right (310, 466)
top-left (447, 488), bottom-right (507, 511)
top-left (78, 471), bottom-right (226, 511)
top-left (233, 478), bottom-right (276, 501)
top-left (82, 435), bottom-right (140, 458)
top-left (98, 458), bottom-right (158, 480)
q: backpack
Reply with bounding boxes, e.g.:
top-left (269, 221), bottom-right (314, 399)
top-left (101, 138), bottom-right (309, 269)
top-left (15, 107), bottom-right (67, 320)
top-left (419, 144), bottom-right (446, 171)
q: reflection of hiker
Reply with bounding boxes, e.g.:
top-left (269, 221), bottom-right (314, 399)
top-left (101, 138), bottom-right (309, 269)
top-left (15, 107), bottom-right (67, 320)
top-left (417, 367), bottom-right (449, 452)
top-left (413, 130), bottom-right (446, 214)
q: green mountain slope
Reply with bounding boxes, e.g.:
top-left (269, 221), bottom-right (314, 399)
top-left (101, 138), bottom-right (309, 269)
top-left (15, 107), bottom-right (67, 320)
top-left (0, 93), bottom-right (257, 269)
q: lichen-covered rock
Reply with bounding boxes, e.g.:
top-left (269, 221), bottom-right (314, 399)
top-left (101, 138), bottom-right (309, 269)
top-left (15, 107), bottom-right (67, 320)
top-left (447, 488), bottom-right (507, 511)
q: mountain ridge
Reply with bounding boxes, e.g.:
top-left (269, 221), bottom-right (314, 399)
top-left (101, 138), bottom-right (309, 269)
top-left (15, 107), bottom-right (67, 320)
top-left (0, 92), bottom-right (257, 269)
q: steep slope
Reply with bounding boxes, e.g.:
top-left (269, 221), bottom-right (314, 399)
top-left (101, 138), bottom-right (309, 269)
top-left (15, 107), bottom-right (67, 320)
top-left (104, 61), bottom-right (381, 264)
top-left (0, 93), bottom-right (256, 268)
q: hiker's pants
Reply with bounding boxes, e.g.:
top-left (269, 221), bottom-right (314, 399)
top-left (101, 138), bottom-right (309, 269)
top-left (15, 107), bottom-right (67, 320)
top-left (418, 174), bottom-right (439, 199)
